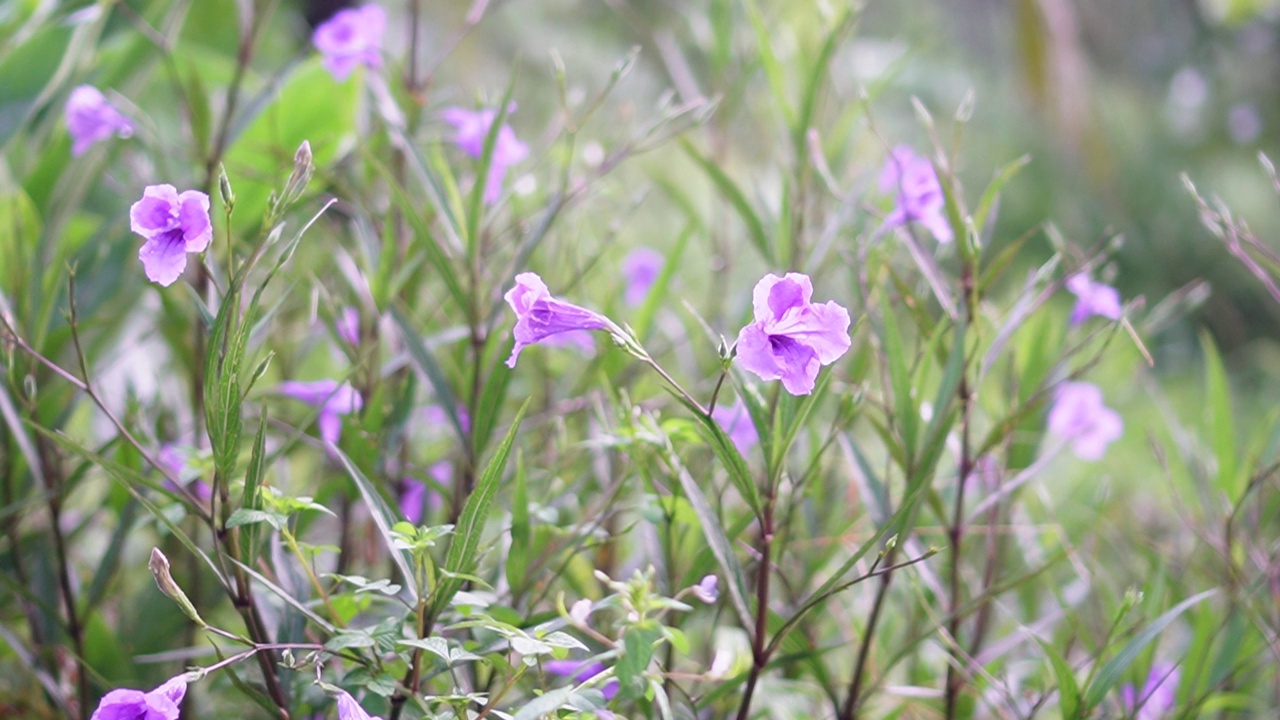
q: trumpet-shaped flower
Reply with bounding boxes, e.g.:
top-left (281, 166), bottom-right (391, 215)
top-left (442, 106), bottom-right (529, 203)
top-left (711, 400), bottom-right (758, 455)
top-left (734, 273), bottom-right (851, 395)
top-left (279, 380), bottom-right (363, 445)
top-left (1121, 664), bottom-right (1179, 720)
top-left (621, 248), bottom-right (665, 306)
top-left (130, 184), bottom-right (212, 287)
top-left (879, 145), bottom-right (953, 244)
top-left (336, 690), bottom-right (383, 720)
top-left (90, 674), bottom-right (188, 720)
top-left (504, 273), bottom-right (617, 368)
top-left (1067, 273), bottom-right (1123, 325)
top-left (312, 4), bottom-right (385, 80)
top-left (1047, 382), bottom-right (1123, 461)
top-left (66, 85), bottom-right (134, 157)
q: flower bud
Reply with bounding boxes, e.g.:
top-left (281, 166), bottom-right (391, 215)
top-left (149, 548), bottom-right (205, 626)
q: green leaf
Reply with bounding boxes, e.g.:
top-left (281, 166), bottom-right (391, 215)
top-left (1037, 639), bottom-right (1080, 718)
top-left (433, 400), bottom-right (529, 616)
top-left (391, 306), bottom-right (467, 445)
top-left (506, 451), bottom-right (530, 594)
top-left (1200, 332), bottom-right (1242, 500)
top-left (880, 305), bottom-right (918, 458)
top-left (742, 0), bottom-right (795, 131)
top-left (332, 446), bottom-right (420, 604)
top-left (512, 686), bottom-right (575, 720)
top-left (617, 621), bottom-right (663, 701)
top-left (1081, 589), bottom-right (1217, 710)
top-left (225, 508), bottom-right (285, 531)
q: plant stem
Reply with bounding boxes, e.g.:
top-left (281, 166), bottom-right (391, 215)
top-left (734, 493), bottom-right (775, 720)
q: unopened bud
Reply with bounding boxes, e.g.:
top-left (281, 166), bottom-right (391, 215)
top-left (218, 165), bottom-right (235, 211)
top-left (149, 548), bottom-right (205, 626)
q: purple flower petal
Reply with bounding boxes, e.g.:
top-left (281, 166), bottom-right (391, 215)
top-left (691, 574), bottom-right (719, 603)
top-left (177, 191), bottom-right (212, 252)
top-left (90, 675), bottom-right (187, 720)
top-left (336, 690), bottom-right (383, 720)
top-left (131, 185), bottom-right (181, 238)
top-left (280, 380), bottom-right (362, 445)
top-left (442, 106), bottom-right (527, 204)
top-left (138, 232), bottom-right (191, 287)
top-left (1067, 273), bottom-right (1123, 325)
top-left (710, 400), bottom-right (758, 455)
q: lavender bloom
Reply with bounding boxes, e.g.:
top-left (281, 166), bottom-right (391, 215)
top-left (312, 4), bottom-right (385, 80)
top-left (66, 85), bottom-right (134, 157)
top-left (621, 248), bottom-right (665, 306)
top-left (130, 184), bottom-right (213, 287)
top-left (545, 660), bottom-right (619, 700)
top-left (734, 273), bottom-right (852, 395)
top-left (399, 463), bottom-right (447, 524)
top-left (159, 444), bottom-right (211, 502)
top-left (569, 599), bottom-right (593, 625)
top-left (541, 329), bottom-right (597, 356)
top-left (691, 575), bottom-right (719, 603)
top-left (279, 380), bottom-right (363, 445)
top-left (1047, 382), bottom-right (1123, 461)
top-left (335, 307), bottom-right (360, 345)
top-left (1121, 664), bottom-right (1179, 720)
top-left (90, 674), bottom-right (187, 720)
top-left (710, 400), bottom-right (758, 455)
top-left (422, 404), bottom-right (471, 433)
top-left (441, 106), bottom-right (529, 204)
top-left (336, 690), bottom-right (383, 720)
top-left (504, 272), bottom-right (617, 368)
top-left (879, 145), bottom-right (953, 244)
top-left (1067, 273), bottom-right (1123, 325)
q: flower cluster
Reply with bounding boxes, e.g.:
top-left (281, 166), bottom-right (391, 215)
top-left (1067, 273), bottom-right (1123, 325)
top-left (279, 380), bottom-right (364, 445)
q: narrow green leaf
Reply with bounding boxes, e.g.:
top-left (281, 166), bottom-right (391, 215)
top-left (1081, 589), bottom-right (1218, 710)
top-left (332, 446), bottom-right (420, 604)
top-left (434, 400), bottom-right (529, 614)
top-left (880, 306), bottom-right (918, 457)
top-left (392, 306), bottom-right (466, 445)
top-left (1037, 639), bottom-right (1080, 718)
top-left (742, 0), bottom-right (796, 130)
top-left (1200, 332), bottom-right (1241, 500)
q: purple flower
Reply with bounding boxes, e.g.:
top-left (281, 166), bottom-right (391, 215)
top-left (130, 184), bottom-right (213, 287)
top-left (1066, 274), bottom-right (1123, 325)
top-left (621, 248), bottom-right (665, 306)
top-left (569, 599), bottom-right (593, 625)
top-left (879, 145), bottom-right (952, 244)
top-left (279, 380), bottom-right (363, 445)
top-left (66, 85), bottom-right (134, 157)
top-left (504, 272), bottom-right (617, 368)
top-left (1047, 382), bottom-right (1123, 461)
top-left (335, 307), bottom-right (360, 345)
top-left (336, 690), bottom-right (383, 720)
top-left (545, 660), bottom-right (619, 700)
top-left (422, 404), bottom-right (471, 433)
top-left (734, 273), bottom-right (852, 395)
top-left (1121, 664), bottom-right (1179, 720)
top-left (710, 400), bottom-right (758, 455)
top-left (399, 463), bottom-right (447, 524)
top-left (441, 106), bottom-right (529, 204)
top-left (540, 329), bottom-right (597, 356)
top-left (312, 4), bottom-right (385, 80)
top-left (691, 574), bottom-right (719, 603)
top-left (90, 674), bottom-right (187, 720)
top-left (159, 443), bottom-right (211, 502)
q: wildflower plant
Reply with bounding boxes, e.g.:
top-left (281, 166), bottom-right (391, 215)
top-left (1, 3), bottom-right (1277, 720)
